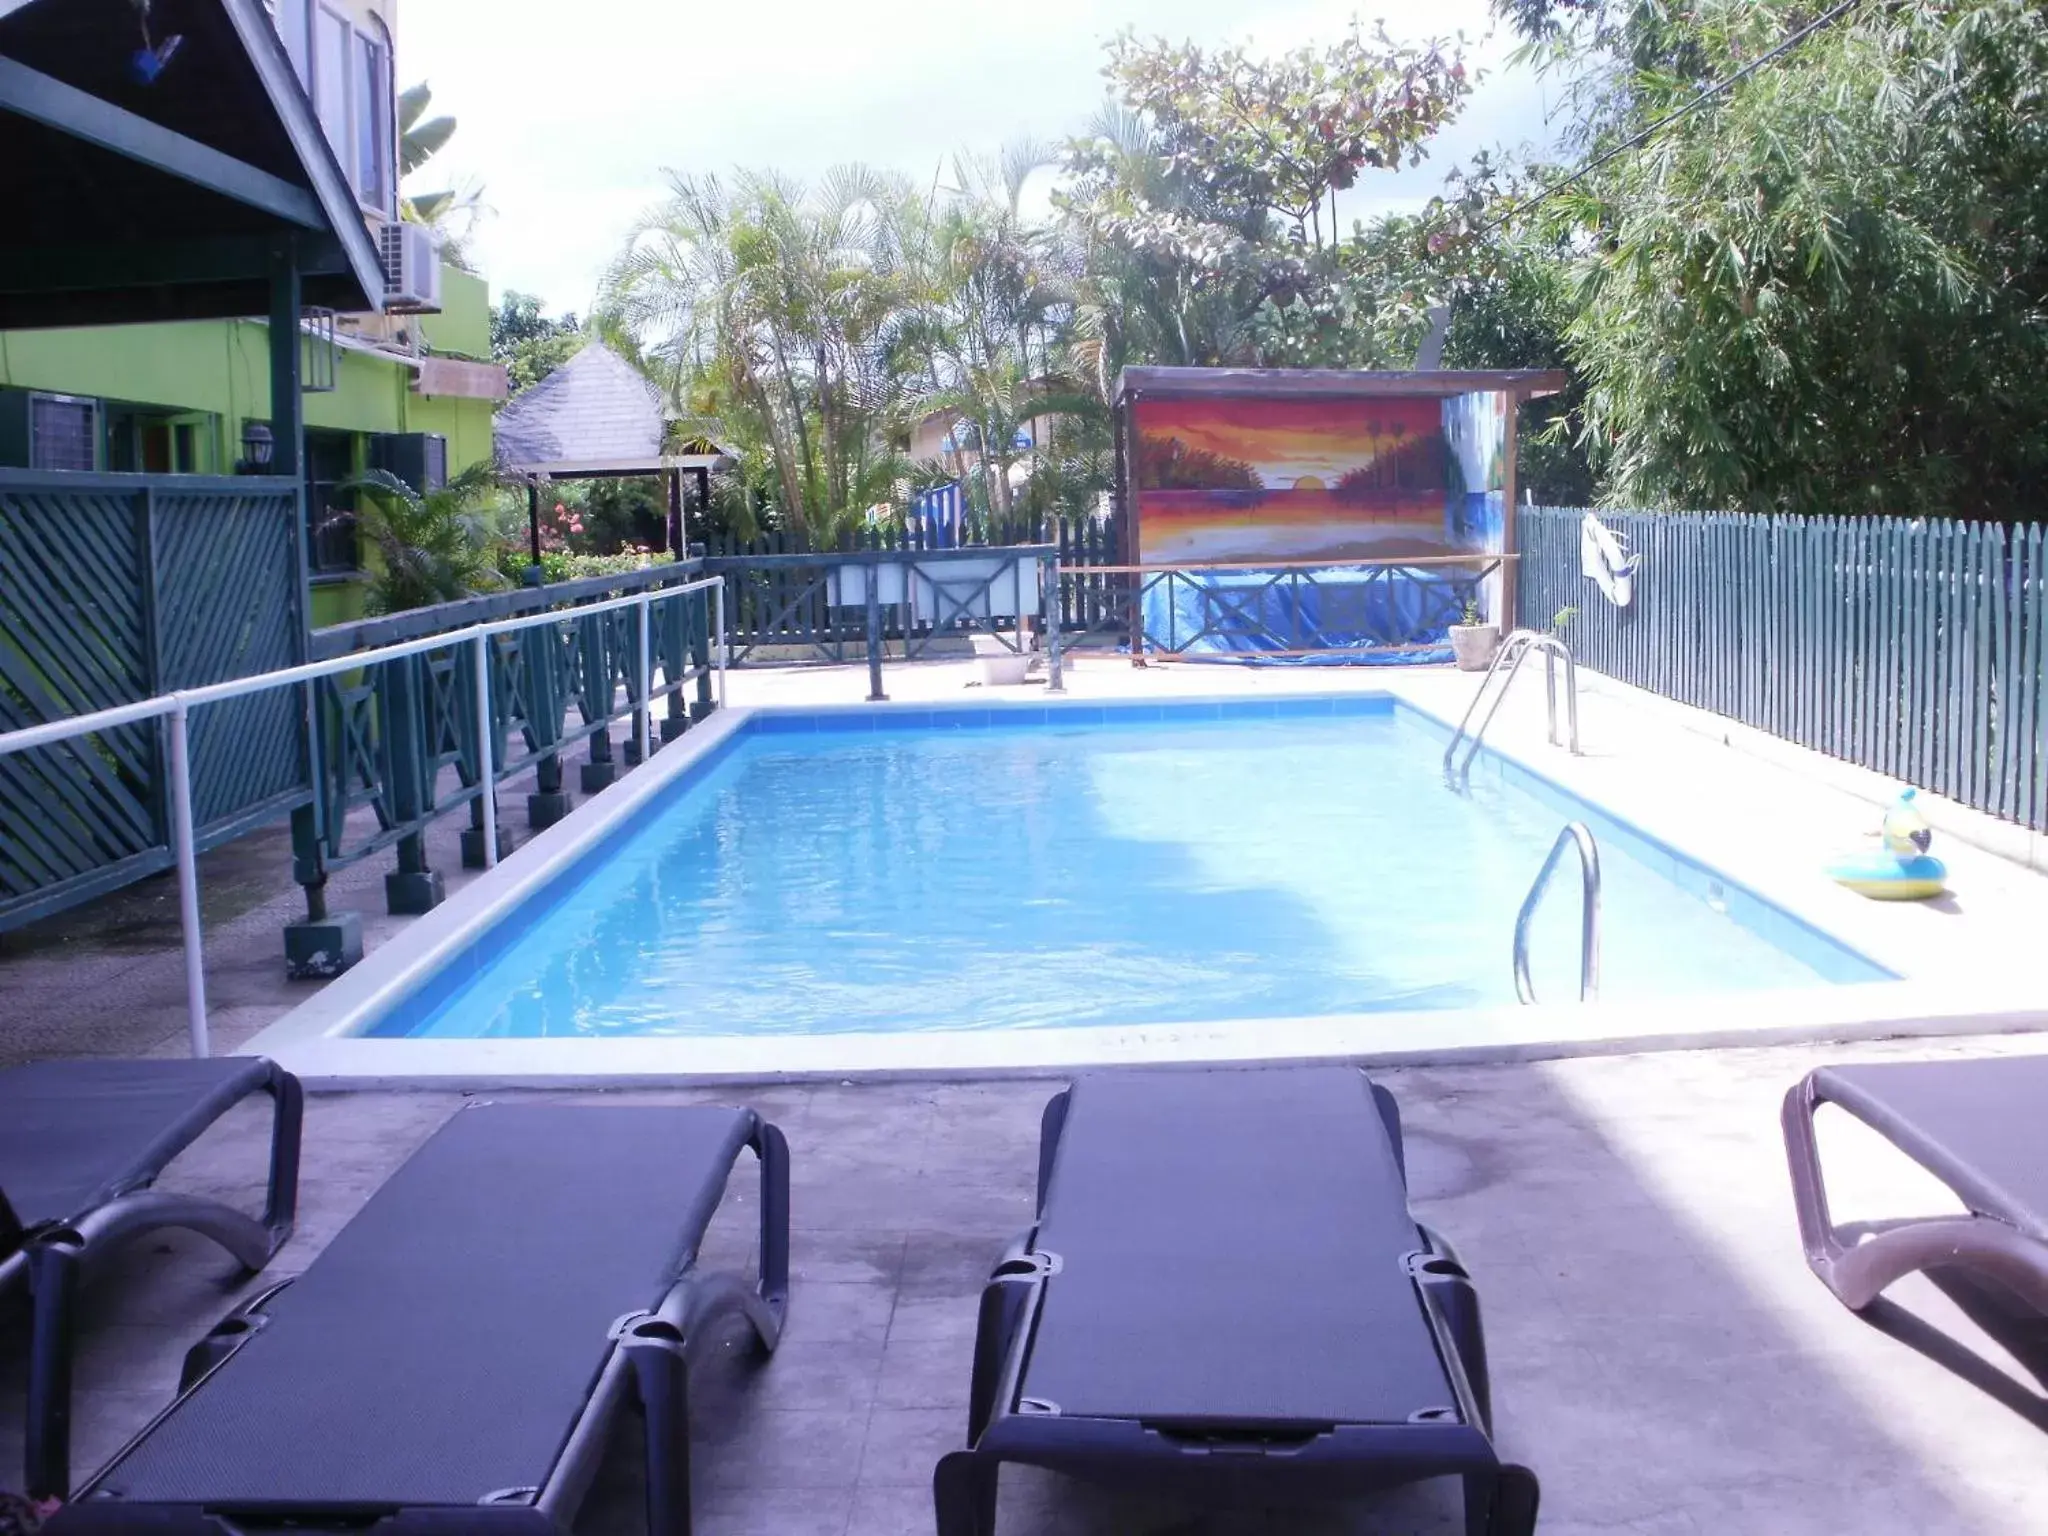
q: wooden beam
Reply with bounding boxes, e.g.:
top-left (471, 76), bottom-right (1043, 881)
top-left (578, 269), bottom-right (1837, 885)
top-left (411, 356), bottom-right (510, 401)
top-left (268, 241), bottom-right (303, 478)
top-left (0, 54), bottom-right (327, 229)
top-left (0, 235), bottom-right (352, 295)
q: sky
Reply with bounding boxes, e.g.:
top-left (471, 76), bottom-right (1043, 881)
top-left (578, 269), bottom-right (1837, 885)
top-left (395, 0), bottom-right (1563, 321)
top-left (1142, 396), bottom-right (1443, 483)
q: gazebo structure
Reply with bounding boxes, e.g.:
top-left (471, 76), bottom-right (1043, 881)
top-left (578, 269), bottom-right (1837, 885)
top-left (493, 343), bottom-right (733, 571)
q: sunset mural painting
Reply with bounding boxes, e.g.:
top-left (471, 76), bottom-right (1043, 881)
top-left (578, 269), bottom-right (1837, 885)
top-left (1113, 368), bottom-right (1564, 659)
top-left (1131, 390), bottom-right (1505, 564)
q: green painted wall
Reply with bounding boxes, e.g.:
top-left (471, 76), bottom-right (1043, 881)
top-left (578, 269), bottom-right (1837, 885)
top-left (310, 581), bottom-right (366, 628)
top-left (0, 263), bottom-right (499, 629)
top-left (424, 269), bottom-right (493, 360)
top-left (0, 262), bottom-right (498, 475)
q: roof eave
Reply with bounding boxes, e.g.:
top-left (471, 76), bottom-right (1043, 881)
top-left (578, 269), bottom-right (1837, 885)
top-left (219, 0), bottom-right (385, 313)
top-left (499, 455), bottom-right (735, 479)
top-left (1114, 366), bottom-right (1572, 403)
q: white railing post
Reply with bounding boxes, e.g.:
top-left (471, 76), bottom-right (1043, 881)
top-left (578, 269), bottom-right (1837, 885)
top-left (472, 631), bottom-right (498, 868)
top-left (165, 699), bottom-right (210, 1058)
top-left (636, 591), bottom-right (652, 759)
top-left (714, 579), bottom-right (728, 709)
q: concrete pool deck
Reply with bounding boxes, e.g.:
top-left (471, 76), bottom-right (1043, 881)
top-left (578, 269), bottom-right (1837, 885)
top-left (5, 1042), bottom-right (2048, 1532)
top-left (5, 659), bottom-right (2048, 1528)
top-left (224, 653), bottom-right (2048, 1080)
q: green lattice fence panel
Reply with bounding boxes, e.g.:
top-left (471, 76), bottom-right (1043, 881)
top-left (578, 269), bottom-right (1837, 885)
top-left (0, 471), bottom-right (305, 929)
top-left (154, 485), bottom-right (307, 832)
top-left (0, 480), bottom-right (157, 921)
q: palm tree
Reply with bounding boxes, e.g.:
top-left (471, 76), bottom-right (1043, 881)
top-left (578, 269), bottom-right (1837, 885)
top-left (893, 144), bottom-right (1080, 522)
top-left (338, 464), bottom-right (507, 613)
top-left (398, 83), bottom-right (483, 270)
top-left (602, 167), bottom-right (911, 544)
top-left (602, 147), bottom-right (1117, 541)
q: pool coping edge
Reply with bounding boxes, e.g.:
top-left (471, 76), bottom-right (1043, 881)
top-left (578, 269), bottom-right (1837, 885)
top-left (242, 689), bottom-right (2048, 1083)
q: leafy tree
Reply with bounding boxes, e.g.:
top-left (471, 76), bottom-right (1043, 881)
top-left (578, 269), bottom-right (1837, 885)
top-left (1102, 23), bottom-right (1471, 254)
top-left (1059, 100), bottom-right (1272, 374)
top-left (1556, 0), bottom-right (2048, 515)
top-left (1377, 156), bottom-right (1600, 503)
top-left (1060, 25), bottom-right (1471, 377)
top-left (490, 291), bottom-right (583, 394)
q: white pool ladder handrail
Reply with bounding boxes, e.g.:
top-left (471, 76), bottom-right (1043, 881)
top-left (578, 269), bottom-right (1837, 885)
top-left (1513, 821), bottom-right (1602, 1004)
top-left (1442, 629), bottom-right (1581, 789)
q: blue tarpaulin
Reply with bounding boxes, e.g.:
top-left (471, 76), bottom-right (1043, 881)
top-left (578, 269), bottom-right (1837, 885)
top-left (1138, 566), bottom-right (1478, 665)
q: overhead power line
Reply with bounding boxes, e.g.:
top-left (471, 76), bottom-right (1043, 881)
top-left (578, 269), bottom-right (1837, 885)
top-left (1475, 0), bottom-right (1873, 238)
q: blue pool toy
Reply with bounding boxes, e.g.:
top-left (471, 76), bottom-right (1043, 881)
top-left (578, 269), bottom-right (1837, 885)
top-left (1827, 790), bottom-right (1947, 900)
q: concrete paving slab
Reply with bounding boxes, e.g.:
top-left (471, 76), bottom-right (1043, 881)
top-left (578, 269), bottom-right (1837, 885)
top-left (1, 1046), bottom-right (2045, 1530)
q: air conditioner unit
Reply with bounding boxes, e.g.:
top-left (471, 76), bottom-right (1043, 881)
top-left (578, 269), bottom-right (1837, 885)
top-left (377, 220), bottom-right (443, 313)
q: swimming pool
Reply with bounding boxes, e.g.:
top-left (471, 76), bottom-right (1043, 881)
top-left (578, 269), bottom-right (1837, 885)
top-left (370, 697), bottom-right (1887, 1042)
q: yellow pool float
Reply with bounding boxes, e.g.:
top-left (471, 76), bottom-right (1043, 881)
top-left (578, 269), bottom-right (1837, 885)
top-left (1827, 790), bottom-right (1948, 900)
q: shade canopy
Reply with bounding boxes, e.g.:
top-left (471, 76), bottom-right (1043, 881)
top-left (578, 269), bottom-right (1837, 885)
top-left (495, 343), bottom-right (733, 481)
top-left (0, 0), bottom-right (386, 329)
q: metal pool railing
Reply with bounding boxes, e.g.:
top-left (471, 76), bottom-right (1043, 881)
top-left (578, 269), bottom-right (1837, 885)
top-left (0, 577), bottom-right (726, 1060)
top-left (1513, 822), bottom-right (1602, 1005)
top-left (1443, 629), bottom-right (1581, 789)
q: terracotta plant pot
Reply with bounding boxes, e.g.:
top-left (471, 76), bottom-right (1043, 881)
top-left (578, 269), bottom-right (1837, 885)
top-left (1449, 623), bottom-right (1502, 672)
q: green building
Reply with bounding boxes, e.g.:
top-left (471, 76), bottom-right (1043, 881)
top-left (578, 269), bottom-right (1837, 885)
top-left (0, 0), bottom-right (507, 628)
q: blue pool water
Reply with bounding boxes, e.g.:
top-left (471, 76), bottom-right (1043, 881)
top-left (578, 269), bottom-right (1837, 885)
top-left (386, 699), bottom-right (1889, 1039)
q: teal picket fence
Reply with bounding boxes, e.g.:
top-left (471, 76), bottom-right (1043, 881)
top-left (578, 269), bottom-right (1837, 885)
top-left (1518, 505), bottom-right (2048, 831)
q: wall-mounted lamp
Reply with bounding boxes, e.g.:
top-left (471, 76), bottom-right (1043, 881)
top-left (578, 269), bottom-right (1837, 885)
top-left (237, 421), bottom-right (275, 474)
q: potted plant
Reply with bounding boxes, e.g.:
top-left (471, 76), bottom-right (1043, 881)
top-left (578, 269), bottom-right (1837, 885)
top-left (970, 629), bottom-right (1034, 685)
top-left (1448, 596), bottom-right (1501, 671)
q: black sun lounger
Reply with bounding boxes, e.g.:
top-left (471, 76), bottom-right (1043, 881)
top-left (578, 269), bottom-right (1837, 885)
top-left (934, 1067), bottom-right (1539, 1535)
top-left (49, 1102), bottom-right (789, 1536)
top-left (0, 1056), bottom-right (302, 1501)
top-left (1785, 1056), bottom-right (2048, 1383)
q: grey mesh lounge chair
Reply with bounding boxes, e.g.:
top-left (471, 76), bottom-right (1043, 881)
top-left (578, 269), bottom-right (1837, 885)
top-left (49, 1101), bottom-right (788, 1536)
top-left (0, 1056), bottom-right (302, 1501)
top-left (1784, 1056), bottom-right (2048, 1387)
top-left (933, 1067), bottom-right (1539, 1536)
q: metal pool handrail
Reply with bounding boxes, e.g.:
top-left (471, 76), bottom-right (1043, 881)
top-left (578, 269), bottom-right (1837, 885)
top-left (1443, 629), bottom-right (1581, 789)
top-left (0, 576), bottom-right (727, 1060)
top-left (1513, 821), bottom-right (1602, 1005)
